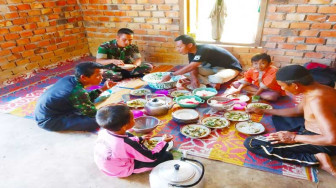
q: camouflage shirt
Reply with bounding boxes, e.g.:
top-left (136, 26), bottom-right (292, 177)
top-left (96, 39), bottom-right (141, 70)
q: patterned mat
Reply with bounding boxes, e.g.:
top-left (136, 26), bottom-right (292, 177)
top-left (141, 86), bottom-right (318, 182)
top-left (0, 60), bottom-right (318, 182)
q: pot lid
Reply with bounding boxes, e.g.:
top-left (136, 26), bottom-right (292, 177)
top-left (158, 160), bottom-right (196, 183)
top-left (148, 98), bottom-right (165, 107)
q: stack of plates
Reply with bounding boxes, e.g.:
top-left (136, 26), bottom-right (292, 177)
top-left (172, 109), bottom-right (199, 124)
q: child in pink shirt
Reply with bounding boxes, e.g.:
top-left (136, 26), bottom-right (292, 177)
top-left (94, 105), bottom-right (173, 177)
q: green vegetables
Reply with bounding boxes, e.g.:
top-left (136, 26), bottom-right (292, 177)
top-left (204, 118), bottom-right (227, 128)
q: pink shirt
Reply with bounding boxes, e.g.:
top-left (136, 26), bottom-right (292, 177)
top-left (94, 129), bottom-right (168, 177)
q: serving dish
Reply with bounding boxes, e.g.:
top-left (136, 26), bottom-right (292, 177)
top-left (180, 124), bottom-right (211, 139)
top-left (246, 103), bottom-right (273, 110)
top-left (143, 72), bottom-right (182, 89)
top-left (130, 88), bottom-right (152, 96)
top-left (224, 111), bottom-right (250, 121)
top-left (207, 96), bottom-right (235, 111)
top-left (192, 87), bottom-right (218, 100)
top-left (170, 90), bottom-right (192, 98)
top-left (235, 121), bottom-right (265, 135)
top-left (201, 116), bottom-right (230, 129)
top-left (126, 98), bottom-right (147, 108)
top-left (143, 137), bottom-right (174, 151)
top-left (172, 109), bottom-right (199, 123)
top-left (227, 94), bottom-right (250, 102)
top-left (174, 95), bottom-right (204, 108)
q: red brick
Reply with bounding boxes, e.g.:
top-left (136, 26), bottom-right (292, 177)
top-left (23, 23), bottom-right (37, 30)
top-left (278, 44), bottom-right (295, 50)
top-left (30, 36), bottom-right (43, 42)
top-left (306, 38), bottom-right (325, 44)
top-left (328, 15), bottom-right (336, 22)
top-left (306, 15), bottom-right (327, 22)
top-left (16, 59), bottom-right (30, 66)
top-left (296, 44), bottom-right (316, 50)
top-left (27, 17), bottom-right (40, 23)
top-left (8, 5), bottom-right (17, 11)
top-left (273, 55), bottom-right (292, 63)
top-left (19, 12), bottom-right (28, 17)
top-left (268, 5), bottom-right (276, 13)
top-left (41, 8), bottom-right (53, 15)
top-left (276, 6), bottom-right (296, 13)
top-left (31, 3), bottom-right (43, 9)
top-left (285, 51), bottom-right (304, 57)
top-left (5, 13), bottom-right (19, 19)
top-left (67, 0), bottom-right (77, 4)
top-left (318, 6), bottom-right (336, 14)
top-left (311, 23), bottom-right (331, 29)
top-left (308, 0), bottom-right (330, 4)
top-left (297, 6), bottom-right (317, 13)
top-left (11, 46), bottom-right (25, 53)
top-left (9, 26), bottom-right (23, 32)
top-left (316, 45), bottom-right (335, 52)
top-left (299, 30), bottom-right (319, 37)
top-left (263, 28), bottom-right (280, 35)
top-left (25, 44), bottom-right (37, 50)
top-left (0, 50), bottom-right (11, 56)
top-left (158, 5), bottom-right (171, 11)
top-left (17, 4), bottom-right (31, 10)
top-left (264, 43), bottom-right (277, 48)
top-left (43, 2), bottom-right (56, 7)
top-left (0, 28), bottom-right (9, 34)
top-left (268, 36), bottom-right (286, 42)
top-left (22, 50), bottom-right (35, 57)
top-left (13, 18), bottom-right (26, 25)
top-left (270, 22), bottom-right (289, 28)
top-left (290, 22), bottom-right (310, 29)
top-left (16, 38), bottom-right (30, 45)
top-left (267, 13), bottom-right (285, 20)
top-left (305, 52), bottom-right (323, 58)
top-left (1, 42), bottom-right (16, 49)
top-left (1, 62), bottom-right (16, 70)
top-left (320, 31), bottom-right (336, 37)
top-left (5, 33), bottom-right (20, 40)
top-left (47, 45), bottom-right (57, 51)
top-left (20, 31), bottom-right (33, 37)
top-left (28, 10), bottom-right (41, 16)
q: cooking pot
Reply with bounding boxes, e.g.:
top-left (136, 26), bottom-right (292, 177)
top-left (149, 157), bottom-right (205, 188)
top-left (145, 94), bottom-right (174, 116)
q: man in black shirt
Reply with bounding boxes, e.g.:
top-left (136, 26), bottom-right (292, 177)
top-left (161, 35), bottom-right (242, 89)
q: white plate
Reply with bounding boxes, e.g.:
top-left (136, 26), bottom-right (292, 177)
top-left (143, 137), bottom-right (174, 151)
top-left (170, 90), bottom-right (191, 98)
top-left (130, 89), bottom-right (151, 96)
top-left (126, 99), bottom-right (147, 108)
top-left (186, 84), bottom-right (206, 90)
top-left (120, 64), bottom-right (136, 69)
top-left (235, 121), bottom-right (265, 135)
top-left (172, 109), bottom-right (199, 121)
top-left (180, 124), bottom-right (211, 138)
top-left (246, 103), bottom-right (273, 110)
top-left (227, 94), bottom-right (250, 102)
top-left (201, 116), bottom-right (230, 129)
top-left (224, 111), bottom-right (250, 121)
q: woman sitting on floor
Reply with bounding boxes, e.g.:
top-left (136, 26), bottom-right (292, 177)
top-left (226, 53), bottom-right (285, 101)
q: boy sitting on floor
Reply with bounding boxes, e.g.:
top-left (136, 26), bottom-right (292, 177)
top-left (226, 53), bottom-right (285, 101)
top-left (94, 105), bottom-right (173, 177)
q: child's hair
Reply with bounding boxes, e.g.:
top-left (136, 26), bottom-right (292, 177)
top-left (251, 53), bottom-right (271, 63)
top-left (276, 64), bottom-right (314, 86)
top-left (75, 61), bottom-right (104, 79)
top-left (96, 105), bottom-right (131, 131)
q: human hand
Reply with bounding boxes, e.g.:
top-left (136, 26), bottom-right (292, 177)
top-left (246, 106), bottom-right (265, 114)
top-left (101, 79), bottom-right (117, 91)
top-left (162, 134), bottom-right (174, 142)
top-left (160, 75), bottom-right (171, 83)
top-left (224, 87), bottom-right (240, 97)
top-left (191, 79), bottom-right (200, 89)
top-left (111, 59), bottom-right (125, 66)
top-left (267, 131), bottom-right (296, 144)
top-left (141, 135), bottom-right (152, 141)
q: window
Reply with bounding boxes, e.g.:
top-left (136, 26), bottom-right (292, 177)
top-left (185, 0), bottom-right (267, 46)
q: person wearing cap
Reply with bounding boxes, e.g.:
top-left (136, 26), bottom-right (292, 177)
top-left (96, 28), bottom-right (153, 80)
top-left (245, 64), bottom-right (336, 178)
top-left (160, 34), bottom-right (242, 90)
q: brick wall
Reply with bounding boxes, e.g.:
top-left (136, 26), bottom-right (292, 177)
top-left (0, 0), bottom-right (90, 84)
top-left (263, 0), bottom-right (336, 67)
top-left (1, 0), bottom-right (335, 84)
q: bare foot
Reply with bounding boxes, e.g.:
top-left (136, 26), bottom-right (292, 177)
top-left (315, 153), bottom-right (336, 178)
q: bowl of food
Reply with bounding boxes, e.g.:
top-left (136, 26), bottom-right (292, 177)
top-left (126, 98), bottom-right (147, 109)
top-left (133, 116), bottom-right (161, 133)
top-left (192, 87), bottom-right (218, 100)
top-left (235, 121), bottom-right (265, 135)
top-left (143, 72), bottom-right (182, 89)
top-left (170, 90), bottom-right (192, 98)
top-left (130, 88), bottom-right (151, 97)
top-left (174, 95), bottom-right (204, 108)
top-left (143, 137), bottom-right (174, 151)
top-left (207, 96), bottom-right (235, 111)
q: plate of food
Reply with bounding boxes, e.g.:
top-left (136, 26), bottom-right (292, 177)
top-left (201, 116), bottom-right (230, 129)
top-left (126, 98), bottom-right (147, 108)
top-left (224, 111), bottom-right (250, 121)
top-left (192, 87), bottom-right (218, 100)
top-left (227, 94), bottom-right (250, 102)
top-left (180, 124), bottom-right (211, 139)
top-left (143, 137), bottom-right (174, 151)
top-left (246, 103), bottom-right (273, 110)
top-left (130, 88), bottom-right (151, 96)
top-left (170, 90), bottom-right (192, 98)
top-left (235, 121), bottom-right (265, 135)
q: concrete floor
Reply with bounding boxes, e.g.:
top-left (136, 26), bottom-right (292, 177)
top-left (1, 113), bottom-right (336, 188)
